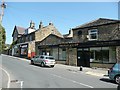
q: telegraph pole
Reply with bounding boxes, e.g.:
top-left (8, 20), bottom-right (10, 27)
top-left (0, 0), bottom-right (6, 24)
top-left (0, 0), bottom-right (6, 54)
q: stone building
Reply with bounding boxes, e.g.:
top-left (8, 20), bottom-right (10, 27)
top-left (62, 18), bottom-right (120, 68)
top-left (12, 21), bottom-right (36, 58)
top-left (35, 22), bottom-right (67, 64)
top-left (12, 21), bottom-right (64, 59)
top-left (12, 18), bottom-right (120, 68)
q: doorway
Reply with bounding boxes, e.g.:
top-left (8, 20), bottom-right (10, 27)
top-left (77, 48), bottom-right (90, 67)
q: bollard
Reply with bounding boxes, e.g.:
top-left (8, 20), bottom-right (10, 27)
top-left (80, 66), bottom-right (83, 71)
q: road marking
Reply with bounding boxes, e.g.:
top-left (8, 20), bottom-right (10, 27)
top-left (0, 67), bottom-right (11, 88)
top-left (51, 74), bottom-right (94, 88)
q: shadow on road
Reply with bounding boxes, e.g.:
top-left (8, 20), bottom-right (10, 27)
top-left (100, 78), bottom-right (117, 85)
top-left (29, 63), bottom-right (53, 68)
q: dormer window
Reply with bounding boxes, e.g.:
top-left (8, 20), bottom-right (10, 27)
top-left (88, 29), bottom-right (98, 40)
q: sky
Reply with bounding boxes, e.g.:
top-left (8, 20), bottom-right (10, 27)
top-left (1, 2), bottom-right (118, 44)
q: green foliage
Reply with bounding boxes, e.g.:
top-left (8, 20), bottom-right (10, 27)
top-left (0, 24), bottom-right (6, 53)
top-left (9, 40), bottom-right (17, 49)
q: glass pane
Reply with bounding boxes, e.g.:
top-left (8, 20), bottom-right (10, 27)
top-left (95, 50), bottom-right (102, 63)
top-left (46, 56), bottom-right (54, 60)
top-left (90, 33), bottom-right (97, 39)
top-left (102, 50), bottom-right (109, 63)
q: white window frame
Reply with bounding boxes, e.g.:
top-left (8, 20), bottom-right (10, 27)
top-left (88, 29), bottom-right (98, 41)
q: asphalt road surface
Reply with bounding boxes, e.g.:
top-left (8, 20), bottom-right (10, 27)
top-left (0, 55), bottom-right (118, 88)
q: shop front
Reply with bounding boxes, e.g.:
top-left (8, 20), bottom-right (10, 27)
top-left (77, 40), bottom-right (120, 68)
top-left (20, 44), bottom-right (28, 58)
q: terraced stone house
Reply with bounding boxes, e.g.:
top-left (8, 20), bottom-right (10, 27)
top-left (12, 18), bottom-right (120, 68)
top-left (62, 18), bottom-right (120, 68)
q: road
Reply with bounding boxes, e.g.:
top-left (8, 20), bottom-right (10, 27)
top-left (0, 55), bottom-right (118, 88)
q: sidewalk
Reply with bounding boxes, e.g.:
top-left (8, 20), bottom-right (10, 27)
top-left (2, 54), bottom-right (108, 77)
top-left (55, 64), bottom-right (108, 77)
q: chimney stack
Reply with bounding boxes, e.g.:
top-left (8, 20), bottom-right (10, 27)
top-left (30, 20), bottom-right (35, 29)
top-left (39, 21), bottom-right (43, 29)
top-left (49, 21), bottom-right (53, 25)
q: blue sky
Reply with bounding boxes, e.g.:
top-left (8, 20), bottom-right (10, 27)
top-left (2, 2), bottom-right (118, 44)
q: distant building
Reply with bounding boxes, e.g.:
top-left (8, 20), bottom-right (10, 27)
top-left (12, 26), bottom-right (25, 42)
top-left (12, 21), bottom-right (36, 58)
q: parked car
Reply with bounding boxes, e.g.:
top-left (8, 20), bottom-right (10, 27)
top-left (31, 55), bottom-right (55, 67)
top-left (108, 63), bottom-right (120, 84)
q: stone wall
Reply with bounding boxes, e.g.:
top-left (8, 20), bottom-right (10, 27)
top-left (116, 46), bottom-right (120, 63)
top-left (35, 25), bottom-right (63, 42)
top-left (73, 23), bottom-right (119, 42)
top-left (90, 63), bottom-right (114, 68)
top-left (66, 48), bottom-right (77, 66)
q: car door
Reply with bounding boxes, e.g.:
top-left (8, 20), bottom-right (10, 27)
top-left (37, 55), bottom-right (43, 64)
top-left (34, 56), bottom-right (39, 64)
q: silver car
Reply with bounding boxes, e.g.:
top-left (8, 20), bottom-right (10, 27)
top-left (31, 55), bottom-right (55, 67)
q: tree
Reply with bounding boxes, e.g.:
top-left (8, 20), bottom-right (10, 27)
top-left (0, 24), bottom-right (6, 54)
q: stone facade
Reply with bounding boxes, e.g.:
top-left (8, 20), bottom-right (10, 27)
top-left (11, 18), bottom-right (120, 68)
top-left (90, 63), bottom-right (114, 68)
top-left (12, 22), bottom-right (36, 58)
top-left (66, 48), bottom-right (77, 66)
top-left (73, 23), bottom-right (120, 42)
top-left (35, 34), bottom-right (65, 63)
top-left (116, 46), bottom-right (120, 63)
top-left (35, 23), bottom-right (63, 42)
top-left (71, 18), bottom-right (120, 67)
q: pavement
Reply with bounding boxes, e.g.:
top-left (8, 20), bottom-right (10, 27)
top-left (2, 54), bottom-right (108, 77)
top-left (55, 64), bottom-right (108, 77)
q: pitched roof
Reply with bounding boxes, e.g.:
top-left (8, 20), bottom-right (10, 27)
top-left (12, 26), bottom-right (26, 37)
top-left (16, 26), bottom-right (26, 35)
top-left (73, 18), bottom-right (119, 30)
top-left (35, 24), bottom-right (63, 42)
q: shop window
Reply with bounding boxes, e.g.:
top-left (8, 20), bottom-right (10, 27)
top-left (88, 29), bottom-right (98, 40)
top-left (90, 47), bottom-right (116, 63)
top-left (102, 50), bottom-right (109, 63)
top-left (62, 49), bottom-right (66, 60)
top-left (20, 45), bottom-right (28, 55)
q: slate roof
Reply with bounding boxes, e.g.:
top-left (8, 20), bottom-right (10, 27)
top-left (16, 26), bottom-right (26, 35)
top-left (73, 18), bottom-right (119, 30)
top-left (12, 26), bottom-right (26, 37)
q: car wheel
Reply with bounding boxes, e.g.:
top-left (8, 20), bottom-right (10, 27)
top-left (41, 62), bottom-right (44, 67)
top-left (115, 75), bottom-right (120, 84)
top-left (31, 60), bottom-right (34, 65)
top-left (51, 65), bottom-right (54, 68)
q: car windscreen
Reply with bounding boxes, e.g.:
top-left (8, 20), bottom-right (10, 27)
top-left (46, 56), bottom-right (54, 60)
top-left (114, 63), bottom-right (120, 69)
